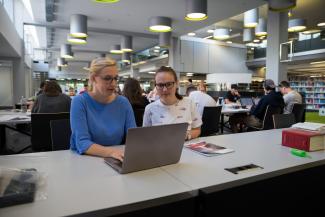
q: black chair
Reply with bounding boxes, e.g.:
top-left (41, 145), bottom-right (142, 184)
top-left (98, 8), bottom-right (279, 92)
top-left (273, 114), bottom-right (296, 129)
top-left (292, 103), bottom-right (306, 123)
top-left (50, 119), bottom-right (71, 151)
top-left (133, 108), bottom-right (145, 127)
top-left (200, 106), bottom-right (222, 137)
top-left (249, 105), bottom-right (282, 131)
top-left (31, 112), bottom-right (70, 152)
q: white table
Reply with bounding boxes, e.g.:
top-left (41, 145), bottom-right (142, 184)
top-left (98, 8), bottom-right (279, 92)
top-left (220, 107), bottom-right (250, 133)
top-left (0, 151), bottom-right (192, 217)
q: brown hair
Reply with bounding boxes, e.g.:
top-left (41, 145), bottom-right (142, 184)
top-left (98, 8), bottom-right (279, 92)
top-left (44, 81), bottom-right (62, 97)
top-left (123, 78), bottom-right (144, 105)
top-left (155, 66), bottom-right (183, 100)
top-left (88, 57), bottom-right (117, 91)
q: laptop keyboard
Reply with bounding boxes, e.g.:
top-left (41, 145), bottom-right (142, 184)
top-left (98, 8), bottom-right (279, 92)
top-left (104, 157), bottom-right (123, 172)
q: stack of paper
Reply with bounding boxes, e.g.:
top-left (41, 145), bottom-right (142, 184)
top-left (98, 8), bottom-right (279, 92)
top-left (291, 122), bottom-right (325, 133)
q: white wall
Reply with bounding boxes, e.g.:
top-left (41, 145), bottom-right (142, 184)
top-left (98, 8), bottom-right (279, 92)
top-left (0, 65), bottom-right (13, 106)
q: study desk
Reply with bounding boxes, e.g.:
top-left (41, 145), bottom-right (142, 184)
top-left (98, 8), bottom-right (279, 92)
top-left (162, 129), bottom-right (325, 215)
top-left (0, 151), bottom-right (194, 217)
top-left (0, 110), bottom-right (31, 154)
top-left (1, 129), bottom-right (325, 216)
top-left (220, 107), bottom-right (250, 133)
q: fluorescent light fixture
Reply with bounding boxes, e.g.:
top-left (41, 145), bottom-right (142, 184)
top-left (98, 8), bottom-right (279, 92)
top-left (246, 42), bottom-right (259, 47)
top-left (203, 35), bottom-right (213, 39)
top-left (185, 0), bottom-right (207, 21)
top-left (149, 16), bottom-right (172, 32)
top-left (70, 14), bottom-right (88, 37)
top-left (213, 28), bottom-right (230, 40)
top-left (154, 49), bottom-right (160, 52)
top-left (244, 8), bottom-right (258, 28)
top-left (310, 61), bottom-right (325, 65)
top-left (317, 22), bottom-right (325, 27)
top-left (154, 46), bottom-right (160, 49)
top-left (67, 35), bottom-right (87, 44)
top-left (207, 29), bottom-right (214, 33)
top-left (186, 73), bottom-right (193, 77)
top-left (188, 32), bottom-right (196, 36)
top-left (288, 18), bottom-right (306, 32)
top-left (61, 44), bottom-right (74, 59)
top-left (302, 29), bottom-right (321, 35)
top-left (253, 39), bottom-right (260, 43)
top-left (148, 71), bottom-right (156, 74)
top-left (110, 44), bottom-right (123, 54)
top-left (226, 41), bottom-right (232, 44)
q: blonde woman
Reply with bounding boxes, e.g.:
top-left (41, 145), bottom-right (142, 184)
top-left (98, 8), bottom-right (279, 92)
top-left (143, 66), bottom-right (202, 140)
top-left (70, 58), bottom-right (136, 160)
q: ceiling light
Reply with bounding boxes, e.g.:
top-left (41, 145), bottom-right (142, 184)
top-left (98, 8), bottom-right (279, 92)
top-left (67, 35), bottom-right (87, 44)
top-left (243, 28), bottom-right (254, 42)
top-left (251, 48), bottom-right (254, 50)
top-left (246, 42), bottom-right (259, 47)
top-left (288, 18), bottom-right (306, 32)
top-left (186, 73), bottom-right (193, 77)
top-left (226, 41), bottom-right (232, 44)
top-left (93, 0), bottom-right (120, 3)
top-left (302, 29), bottom-right (321, 35)
top-left (110, 44), bottom-right (123, 54)
top-left (203, 35), bottom-right (213, 39)
top-left (268, 0), bottom-right (296, 12)
top-left (70, 14), bottom-right (87, 37)
top-left (185, 0), bottom-right (207, 21)
top-left (122, 52), bottom-right (131, 64)
top-left (253, 39), bottom-right (260, 43)
top-left (188, 32), bottom-right (196, 36)
top-left (154, 46), bottom-right (160, 49)
top-left (57, 58), bottom-right (68, 67)
top-left (288, 9), bottom-right (293, 17)
top-left (310, 60), bottom-right (325, 65)
top-left (213, 28), bottom-right (230, 40)
top-left (207, 29), bottom-right (214, 33)
top-left (149, 16), bottom-right (172, 32)
top-left (244, 8), bottom-right (258, 28)
top-left (317, 22), bottom-right (325, 27)
top-left (154, 50), bottom-right (160, 53)
top-left (60, 44), bottom-right (74, 59)
top-left (121, 35), bottom-right (133, 52)
top-left (159, 32), bottom-right (171, 48)
top-left (255, 18), bottom-right (267, 36)
top-left (148, 71), bottom-right (156, 74)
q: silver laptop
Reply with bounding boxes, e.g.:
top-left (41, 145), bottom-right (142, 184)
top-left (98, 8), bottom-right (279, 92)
top-left (104, 123), bottom-right (188, 174)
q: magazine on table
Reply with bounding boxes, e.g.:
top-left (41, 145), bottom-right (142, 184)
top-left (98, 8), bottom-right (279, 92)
top-left (185, 141), bottom-right (234, 157)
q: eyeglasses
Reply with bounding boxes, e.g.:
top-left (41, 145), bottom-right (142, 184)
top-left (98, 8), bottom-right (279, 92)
top-left (98, 75), bottom-right (119, 83)
top-left (155, 82), bottom-right (175, 90)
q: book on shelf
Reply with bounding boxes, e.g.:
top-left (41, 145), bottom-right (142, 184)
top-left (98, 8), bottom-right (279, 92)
top-left (282, 128), bottom-right (325, 152)
top-left (291, 122), bottom-right (325, 133)
top-left (185, 141), bottom-right (234, 157)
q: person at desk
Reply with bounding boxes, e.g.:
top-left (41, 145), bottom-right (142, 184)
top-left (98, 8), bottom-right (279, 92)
top-left (225, 84), bottom-right (240, 104)
top-left (225, 84), bottom-right (244, 133)
top-left (278, 80), bottom-right (302, 114)
top-left (143, 66), bottom-right (202, 140)
top-left (244, 79), bottom-right (284, 128)
top-left (32, 80), bottom-right (71, 113)
top-left (122, 78), bottom-right (149, 127)
top-left (186, 86), bottom-right (217, 117)
top-left (70, 57), bottom-right (136, 160)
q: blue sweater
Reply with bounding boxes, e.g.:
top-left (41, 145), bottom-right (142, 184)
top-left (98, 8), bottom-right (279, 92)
top-left (70, 93), bottom-right (136, 154)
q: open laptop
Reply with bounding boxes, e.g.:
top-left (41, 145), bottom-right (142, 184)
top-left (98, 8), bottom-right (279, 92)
top-left (104, 123), bottom-right (188, 174)
top-left (240, 97), bottom-right (254, 107)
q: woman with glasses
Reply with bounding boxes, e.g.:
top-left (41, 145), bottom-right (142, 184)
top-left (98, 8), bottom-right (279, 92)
top-left (70, 57), bottom-right (136, 160)
top-left (143, 66), bottom-right (202, 140)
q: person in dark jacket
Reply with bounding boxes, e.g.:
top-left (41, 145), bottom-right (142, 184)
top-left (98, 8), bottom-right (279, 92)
top-left (244, 79), bottom-right (284, 128)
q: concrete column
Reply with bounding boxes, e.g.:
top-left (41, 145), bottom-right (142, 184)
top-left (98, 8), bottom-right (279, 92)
top-left (12, 57), bottom-right (26, 103)
top-left (130, 67), bottom-right (140, 79)
top-left (266, 10), bottom-right (288, 84)
top-left (168, 37), bottom-right (181, 80)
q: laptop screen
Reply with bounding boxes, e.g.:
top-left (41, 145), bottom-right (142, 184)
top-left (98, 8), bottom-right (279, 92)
top-left (240, 98), bottom-right (254, 106)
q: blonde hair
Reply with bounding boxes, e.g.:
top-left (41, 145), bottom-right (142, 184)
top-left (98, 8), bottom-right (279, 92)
top-left (88, 57), bottom-right (117, 91)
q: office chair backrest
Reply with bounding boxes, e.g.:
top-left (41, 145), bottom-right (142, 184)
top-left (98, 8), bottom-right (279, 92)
top-left (31, 112), bottom-right (70, 151)
top-left (133, 108), bottom-right (145, 127)
top-left (262, 105), bottom-right (282, 130)
top-left (273, 113), bottom-right (296, 129)
top-left (292, 103), bottom-right (305, 123)
top-left (201, 106), bottom-right (222, 137)
top-left (50, 119), bottom-right (71, 151)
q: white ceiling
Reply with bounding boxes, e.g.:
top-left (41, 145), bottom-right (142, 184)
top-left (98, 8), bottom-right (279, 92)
top-left (28, 0), bottom-right (265, 67)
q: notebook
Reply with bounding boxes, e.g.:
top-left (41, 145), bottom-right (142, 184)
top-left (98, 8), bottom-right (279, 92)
top-left (104, 123), bottom-right (188, 174)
